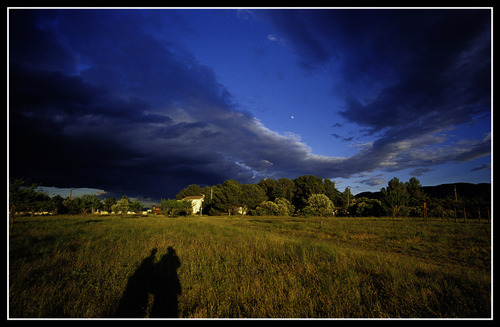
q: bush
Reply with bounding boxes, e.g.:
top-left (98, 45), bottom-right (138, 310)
top-left (274, 198), bottom-right (295, 216)
top-left (254, 201), bottom-right (280, 216)
top-left (253, 198), bottom-right (296, 216)
top-left (352, 197), bottom-right (384, 217)
top-left (161, 199), bottom-right (193, 217)
top-left (303, 194), bottom-right (334, 217)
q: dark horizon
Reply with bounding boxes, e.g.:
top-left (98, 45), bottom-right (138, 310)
top-left (29, 177), bottom-right (491, 206)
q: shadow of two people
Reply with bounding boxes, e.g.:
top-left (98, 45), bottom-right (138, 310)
top-left (115, 246), bottom-right (181, 318)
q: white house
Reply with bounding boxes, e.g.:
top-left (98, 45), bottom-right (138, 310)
top-left (181, 195), bottom-right (205, 215)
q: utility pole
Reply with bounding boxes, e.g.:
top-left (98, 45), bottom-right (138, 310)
top-left (345, 186), bottom-right (350, 216)
top-left (347, 187), bottom-right (350, 208)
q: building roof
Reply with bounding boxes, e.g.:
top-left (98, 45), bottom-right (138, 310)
top-left (182, 195), bottom-right (204, 200)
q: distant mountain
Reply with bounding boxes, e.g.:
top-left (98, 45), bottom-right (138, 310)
top-left (355, 182), bottom-right (491, 200)
top-left (421, 183), bottom-right (491, 200)
top-left (355, 190), bottom-right (383, 200)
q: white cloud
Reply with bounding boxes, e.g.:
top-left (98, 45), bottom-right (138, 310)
top-left (267, 34), bottom-right (278, 42)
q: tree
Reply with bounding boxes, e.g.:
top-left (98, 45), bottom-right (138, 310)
top-left (103, 197), bottom-right (117, 212)
top-left (9, 178), bottom-right (50, 216)
top-left (274, 198), bottom-right (295, 216)
top-left (324, 179), bottom-right (342, 206)
top-left (162, 198), bottom-right (200, 217)
top-left (178, 200), bottom-right (194, 216)
top-left (381, 177), bottom-right (410, 223)
top-left (241, 184), bottom-right (267, 210)
top-left (211, 180), bottom-right (244, 215)
top-left (258, 178), bottom-right (280, 201)
top-left (254, 201), bottom-right (280, 216)
top-left (293, 175), bottom-right (325, 210)
top-left (352, 197), bottom-right (384, 217)
top-left (9, 178), bottom-right (32, 214)
top-left (9, 178), bottom-right (46, 230)
top-left (112, 196), bottom-right (130, 215)
top-left (253, 198), bottom-right (295, 216)
top-left (277, 178), bottom-right (296, 203)
top-left (405, 177), bottom-right (427, 217)
top-left (406, 177), bottom-right (423, 201)
top-left (50, 195), bottom-right (65, 215)
top-left (199, 186), bottom-right (216, 214)
top-left (303, 194), bottom-right (335, 217)
top-left (161, 199), bottom-right (180, 217)
top-left (80, 194), bottom-right (102, 215)
top-left (257, 178), bottom-right (296, 203)
top-left (65, 197), bottom-right (82, 214)
top-left (176, 184), bottom-right (203, 200)
top-left (129, 200), bottom-right (143, 213)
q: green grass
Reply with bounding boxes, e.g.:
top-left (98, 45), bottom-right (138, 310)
top-left (8, 215), bottom-right (491, 318)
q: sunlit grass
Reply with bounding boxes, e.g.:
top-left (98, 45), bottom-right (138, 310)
top-left (9, 215), bottom-right (491, 318)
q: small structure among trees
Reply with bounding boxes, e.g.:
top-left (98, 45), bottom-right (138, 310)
top-left (181, 195), bottom-right (204, 215)
top-left (153, 205), bottom-right (162, 215)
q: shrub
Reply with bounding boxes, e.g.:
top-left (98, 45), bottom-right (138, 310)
top-left (303, 194), bottom-right (334, 217)
top-left (161, 199), bottom-right (193, 217)
top-left (274, 198), bottom-right (295, 216)
top-left (253, 198), bottom-right (296, 216)
top-left (254, 201), bottom-right (280, 216)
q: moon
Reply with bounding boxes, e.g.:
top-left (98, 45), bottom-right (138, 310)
top-left (290, 115), bottom-right (294, 119)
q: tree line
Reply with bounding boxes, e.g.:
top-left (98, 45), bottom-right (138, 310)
top-left (359, 177), bottom-right (491, 222)
top-left (9, 175), bottom-right (490, 220)
top-left (171, 175), bottom-right (345, 217)
top-left (171, 175), bottom-right (491, 219)
top-left (8, 179), bottom-right (143, 216)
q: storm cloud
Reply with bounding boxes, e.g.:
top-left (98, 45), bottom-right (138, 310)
top-left (261, 9), bottom-right (491, 176)
top-left (9, 9), bottom-right (491, 200)
top-left (8, 10), bottom-right (338, 199)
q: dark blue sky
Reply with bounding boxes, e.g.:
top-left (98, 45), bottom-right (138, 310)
top-left (8, 8), bottom-right (492, 202)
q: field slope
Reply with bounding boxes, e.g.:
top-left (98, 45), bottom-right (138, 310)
top-left (8, 215), bottom-right (491, 318)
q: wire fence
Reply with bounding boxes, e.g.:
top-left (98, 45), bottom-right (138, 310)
top-left (423, 204), bottom-right (491, 223)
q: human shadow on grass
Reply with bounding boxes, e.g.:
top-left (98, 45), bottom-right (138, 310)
top-left (114, 247), bottom-right (182, 318)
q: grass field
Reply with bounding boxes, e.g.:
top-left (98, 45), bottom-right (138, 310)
top-left (8, 214), bottom-right (491, 318)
